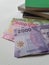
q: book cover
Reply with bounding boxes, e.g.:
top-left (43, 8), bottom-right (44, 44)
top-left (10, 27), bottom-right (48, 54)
top-left (25, 0), bottom-right (49, 8)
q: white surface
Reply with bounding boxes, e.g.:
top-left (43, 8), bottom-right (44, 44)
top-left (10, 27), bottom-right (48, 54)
top-left (0, 0), bottom-right (49, 65)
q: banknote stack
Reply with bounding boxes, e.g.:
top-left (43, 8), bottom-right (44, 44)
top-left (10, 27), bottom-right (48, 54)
top-left (3, 18), bottom-right (49, 58)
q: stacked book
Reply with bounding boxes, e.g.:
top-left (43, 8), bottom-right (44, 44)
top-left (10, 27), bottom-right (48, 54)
top-left (2, 0), bottom-right (49, 58)
top-left (18, 0), bottom-right (49, 20)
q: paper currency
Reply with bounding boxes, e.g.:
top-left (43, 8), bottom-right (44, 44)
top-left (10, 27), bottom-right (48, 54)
top-left (3, 18), bottom-right (37, 42)
top-left (14, 25), bottom-right (48, 58)
top-left (2, 18), bottom-right (49, 58)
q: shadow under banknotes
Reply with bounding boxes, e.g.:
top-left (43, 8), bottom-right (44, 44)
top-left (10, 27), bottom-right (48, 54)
top-left (17, 52), bottom-right (49, 58)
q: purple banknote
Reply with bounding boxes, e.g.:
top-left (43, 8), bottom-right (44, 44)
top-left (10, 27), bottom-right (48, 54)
top-left (14, 25), bottom-right (49, 58)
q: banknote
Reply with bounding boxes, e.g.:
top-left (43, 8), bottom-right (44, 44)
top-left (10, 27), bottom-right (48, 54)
top-left (12, 18), bottom-right (49, 25)
top-left (14, 25), bottom-right (48, 58)
top-left (3, 18), bottom-right (37, 42)
top-left (2, 18), bottom-right (49, 57)
top-left (3, 18), bottom-right (49, 43)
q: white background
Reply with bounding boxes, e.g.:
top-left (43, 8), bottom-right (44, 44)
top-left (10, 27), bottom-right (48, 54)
top-left (0, 0), bottom-right (49, 65)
